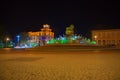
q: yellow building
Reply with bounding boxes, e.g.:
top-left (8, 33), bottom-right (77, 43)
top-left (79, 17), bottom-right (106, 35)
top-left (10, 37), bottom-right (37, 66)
top-left (91, 29), bottom-right (120, 46)
top-left (28, 24), bottom-right (54, 45)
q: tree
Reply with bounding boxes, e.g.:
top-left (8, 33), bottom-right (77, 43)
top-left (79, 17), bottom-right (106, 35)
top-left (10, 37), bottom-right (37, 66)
top-left (0, 25), bottom-right (8, 47)
top-left (19, 32), bottom-right (29, 46)
top-left (0, 26), bottom-right (6, 40)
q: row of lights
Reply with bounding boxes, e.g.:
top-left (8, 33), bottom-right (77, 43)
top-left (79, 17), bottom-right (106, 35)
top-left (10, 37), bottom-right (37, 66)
top-left (5, 35), bottom-right (20, 47)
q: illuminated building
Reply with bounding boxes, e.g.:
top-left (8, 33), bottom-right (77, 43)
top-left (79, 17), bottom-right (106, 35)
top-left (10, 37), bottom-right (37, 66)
top-left (91, 29), bottom-right (120, 46)
top-left (28, 24), bottom-right (54, 46)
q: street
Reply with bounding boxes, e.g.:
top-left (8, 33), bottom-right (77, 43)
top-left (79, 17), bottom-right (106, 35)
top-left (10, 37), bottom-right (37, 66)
top-left (0, 47), bottom-right (120, 80)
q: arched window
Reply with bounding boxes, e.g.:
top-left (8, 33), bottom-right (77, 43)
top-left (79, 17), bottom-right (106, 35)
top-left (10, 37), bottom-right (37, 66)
top-left (98, 40), bottom-right (101, 45)
top-left (103, 40), bottom-right (106, 45)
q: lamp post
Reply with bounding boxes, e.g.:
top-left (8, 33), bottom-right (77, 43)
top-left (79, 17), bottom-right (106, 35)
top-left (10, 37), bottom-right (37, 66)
top-left (16, 35), bottom-right (20, 46)
top-left (6, 38), bottom-right (10, 48)
top-left (94, 35), bottom-right (97, 45)
top-left (94, 35), bottom-right (97, 40)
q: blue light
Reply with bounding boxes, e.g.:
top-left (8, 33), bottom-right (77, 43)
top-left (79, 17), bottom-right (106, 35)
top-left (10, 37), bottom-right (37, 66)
top-left (61, 37), bottom-right (65, 40)
top-left (16, 35), bottom-right (20, 46)
top-left (16, 35), bottom-right (20, 41)
top-left (17, 35), bottom-right (20, 38)
top-left (74, 36), bottom-right (77, 39)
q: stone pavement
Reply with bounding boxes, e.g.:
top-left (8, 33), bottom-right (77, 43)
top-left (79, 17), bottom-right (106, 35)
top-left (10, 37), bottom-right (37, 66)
top-left (0, 49), bottom-right (120, 80)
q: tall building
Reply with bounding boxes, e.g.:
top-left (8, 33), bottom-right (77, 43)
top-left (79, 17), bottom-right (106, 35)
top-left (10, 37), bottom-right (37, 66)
top-left (91, 29), bottom-right (120, 46)
top-left (28, 24), bottom-right (54, 46)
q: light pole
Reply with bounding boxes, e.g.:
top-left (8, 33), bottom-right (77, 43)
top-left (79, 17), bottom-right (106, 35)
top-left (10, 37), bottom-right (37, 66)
top-left (94, 35), bottom-right (97, 45)
top-left (94, 35), bottom-right (97, 40)
top-left (6, 38), bottom-right (10, 48)
top-left (16, 35), bottom-right (20, 46)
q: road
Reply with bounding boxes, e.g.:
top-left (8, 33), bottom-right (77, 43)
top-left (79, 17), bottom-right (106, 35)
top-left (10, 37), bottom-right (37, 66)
top-left (0, 47), bottom-right (120, 80)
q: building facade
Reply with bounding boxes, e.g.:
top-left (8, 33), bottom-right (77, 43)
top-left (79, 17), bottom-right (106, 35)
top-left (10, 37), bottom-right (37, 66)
top-left (91, 29), bottom-right (120, 46)
top-left (28, 24), bottom-right (54, 46)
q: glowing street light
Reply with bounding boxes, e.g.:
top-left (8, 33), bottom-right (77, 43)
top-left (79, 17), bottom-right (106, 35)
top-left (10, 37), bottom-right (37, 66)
top-left (94, 35), bottom-right (97, 45)
top-left (6, 38), bottom-right (10, 48)
top-left (6, 38), bottom-right (10, 41)
top-left (16, 35), bottom-right (20, 46)
top-left (94, 35), bottom-right (97, 40)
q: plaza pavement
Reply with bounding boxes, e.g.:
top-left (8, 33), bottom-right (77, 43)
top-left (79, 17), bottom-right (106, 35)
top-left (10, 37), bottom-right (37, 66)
top-left (0, 47), bottom-right (120, 80)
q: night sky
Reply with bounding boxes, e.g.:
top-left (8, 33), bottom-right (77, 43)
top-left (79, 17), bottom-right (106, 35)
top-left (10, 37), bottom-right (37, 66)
top-left (1, 1), bottom-right (120, 37)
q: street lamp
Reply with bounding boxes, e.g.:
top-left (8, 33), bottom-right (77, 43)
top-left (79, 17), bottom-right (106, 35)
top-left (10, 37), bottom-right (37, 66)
top-left (94, 35), bottom-right (97, 40)
top-left (94, 35), bottom-right (97, 45)
top-left (6, 38), bottom-right (10, 48)
top-left (16, 35), bottom-right (20, 46)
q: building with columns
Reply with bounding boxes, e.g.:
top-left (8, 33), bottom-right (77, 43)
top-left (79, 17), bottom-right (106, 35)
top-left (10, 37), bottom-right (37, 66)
top-left (91, 29), bottom-right (120, 46)
top-left (28, 24), bottom-right (54, 46)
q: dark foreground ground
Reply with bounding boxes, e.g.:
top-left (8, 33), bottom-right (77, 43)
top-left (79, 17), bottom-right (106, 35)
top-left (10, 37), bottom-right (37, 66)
top-left (0, 47), bottom-right (120, 80)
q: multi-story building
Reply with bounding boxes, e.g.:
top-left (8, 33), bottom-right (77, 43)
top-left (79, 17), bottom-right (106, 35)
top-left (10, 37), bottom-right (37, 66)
top-left (28, 24), bottom-right (54, 46)
top-left (91, 29), bottom-right (120, 46)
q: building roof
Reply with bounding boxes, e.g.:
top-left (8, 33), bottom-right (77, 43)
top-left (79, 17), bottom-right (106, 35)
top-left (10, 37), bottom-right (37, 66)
top-left (91, 29), bottom-right (120, 33)
top-left (92, 25), bottom-right (120, 30)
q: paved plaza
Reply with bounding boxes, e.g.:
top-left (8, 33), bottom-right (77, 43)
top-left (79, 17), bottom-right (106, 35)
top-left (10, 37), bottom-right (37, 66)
top-left (0, 47), bottom-right (120, 80)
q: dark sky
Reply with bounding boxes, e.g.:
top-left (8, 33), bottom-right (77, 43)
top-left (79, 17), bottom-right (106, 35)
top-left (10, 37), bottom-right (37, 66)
top-left (1, 0), bottom-right (120, 37)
